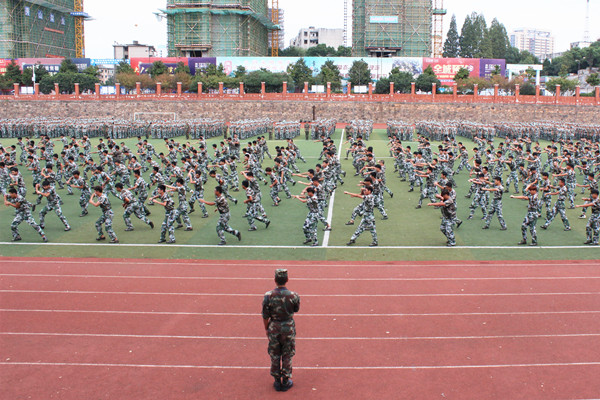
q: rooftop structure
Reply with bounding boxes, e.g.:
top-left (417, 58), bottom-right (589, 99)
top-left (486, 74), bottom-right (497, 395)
top-left (290, 27), bottom-right (344, 50)
top-left (510, 28), bottom-right (555, 61)
top-left (113, 40), bottom-right (157, 60)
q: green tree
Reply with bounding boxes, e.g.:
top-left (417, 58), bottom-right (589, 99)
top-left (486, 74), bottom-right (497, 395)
top-left (115, 73), bottom-right (138, 91)
top-left (459, 13), bottom-right (487, 58)
top-left (59, 59), bottom-right (78, 74)
top-left (487, 18), bottom-right (510, 59)
top-left (306, 44), bottom-right (337, 57)
top-left (234, 65), bottom-right (247, 78)
top-left (348, 59), bottom-right (371, 86)
top-left (374, 78), bottom-right (391, 94)
top-left (388, 68), bottom-right (413, 93)
top-left (82, 65), bottom-right (100, 78)
top-left (315, 60), bottom-right (342, 91)
top-left (148, 61), bottom-right (168, 78)
top-left (279, 47), bottom-right (306, 57)
top-left (443, 15), bottom-right (460, 58)
top-left (242, 70), bottom-right (289, 93)
top-left (546, 77), bottom-right (577, 95)
top-left (415, 65), bottom-right (440, 93)
top-left (286, 58), bottom-right (314, 88)
top-left (520, 82), bottom-right (536, 95)
top-left (5, 60), bottom-right (22, 84)
top-left (115, 61), bottom-right (134, 75)
top-left (336, 46), bottom-right (352, 56)
top-left (174, 61), bottom-right (191, 75)
top-left (587, 73), bottom-right (600, 87)
top-left (454, 67), bottom-right (470, 81)
top-left (21, 67), bottom-right (34, 86)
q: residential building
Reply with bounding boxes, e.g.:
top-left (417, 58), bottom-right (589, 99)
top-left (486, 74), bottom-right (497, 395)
top-left (113, 41), bottom-right (157, 60)
top-left (290, 27), bottom-right (344, 49)
top-left (510, 29), bottom-right (555, 60)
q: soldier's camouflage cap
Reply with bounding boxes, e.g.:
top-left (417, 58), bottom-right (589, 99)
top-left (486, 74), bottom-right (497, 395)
top-left (275, 269), bottom-right (288, 279)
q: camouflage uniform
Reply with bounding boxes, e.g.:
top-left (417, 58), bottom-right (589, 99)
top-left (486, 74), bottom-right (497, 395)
top-left (585, 198), bottom-right (600, 245)
top-left (7, 194), bottom-right (45, 240)
top-left (262, 273), bottom-right (300, 383)
top-left (70, 176), bottom-right (91, 216)
top-left (39, 186), bottom-right (70, 230)
top-left (95, 194), bottom-right (117, 241)
top-left (543, 186), bottom-right (571, 230)
top-left (215, 194), bottom-right (240, 244)
top-left (245, 187), bottom-right (269, 230)
top-left (173, 186), bottom-right (192, 230)
top-left (440, 198), bottom-right (457, 246)
top-left (302, 195), bottom-right (320, 245)
top-left (521, 192), bottom-right (540, 244)
top-left (484, 185), bottom-right (507, 229)
top-left (350, 193), bottom-right (377, 244)
top-left (121, 189), bottom-right (152, 230)
top-left (159, 192), bottom-right (176, 243)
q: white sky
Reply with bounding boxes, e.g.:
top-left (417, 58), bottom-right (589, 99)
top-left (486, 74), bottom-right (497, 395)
top-left (85, 0), bottom-right (600, 59)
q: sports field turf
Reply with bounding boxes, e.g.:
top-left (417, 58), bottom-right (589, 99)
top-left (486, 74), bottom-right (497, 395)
top-left (0, 129), bottom-right (597, 261)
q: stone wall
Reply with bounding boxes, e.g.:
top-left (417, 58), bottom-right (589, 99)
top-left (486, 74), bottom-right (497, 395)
top-left (1, 99), bottom-right (598, 124)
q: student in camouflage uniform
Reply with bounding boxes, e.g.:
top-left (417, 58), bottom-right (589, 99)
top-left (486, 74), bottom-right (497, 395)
top-left (115, 183), bottom-right (154, 232)
top-left (541, 178), bottom-right (572, 231)
top-left (187, 169), bottom-right (209, 218)
top-left (4, 188), bottom-right (47, 242)
top-left (152, 184), bottom-right (177, 244)
top-left (242, 180), bottom-right (270, 231)
top-left (292, 187), bottom-right (320, 247)
top-left (345, 185), bottom-right (378, 247)
top-left (36, 180), bottom-right (70, 231)
top-left (265, 167), bottom-right (283, 206)
top-left (576, 189), bottom-right (600, 245)
top-left (89, 186), bottom-right (119, 243)
top-left (67, 170), bottom-right (91, 217)
top-left (427, 189), bottom-right (456, 247)
top-left (199, 186), bottom-right (242, 245)
top-left (262, 269), bottom-right (300, 392)
top-left (166, 178), bottom-right (193, 231)
top-left (481, 177), bottom-right (507, 230)
top-left (511, 184), bottom-right (540, 246)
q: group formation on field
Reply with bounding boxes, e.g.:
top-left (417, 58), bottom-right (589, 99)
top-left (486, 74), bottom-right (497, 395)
top-left (1, 117), bottom-right (600, 247)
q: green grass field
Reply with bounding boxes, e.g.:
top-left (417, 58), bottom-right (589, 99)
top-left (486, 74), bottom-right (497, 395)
top-left (0, 130), bottom-right (597, 261)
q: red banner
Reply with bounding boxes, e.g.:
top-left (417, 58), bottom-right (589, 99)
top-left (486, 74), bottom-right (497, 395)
top-left (130, 57), bottom-right (189, 75)
top-left (422, 58), bottom-right (480, 83)
top-left (0, 59), bottom-right (12, 75)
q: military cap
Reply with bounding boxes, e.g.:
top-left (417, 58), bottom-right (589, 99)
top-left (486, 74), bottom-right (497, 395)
top-left (275, 269), bottom-right (288, 279)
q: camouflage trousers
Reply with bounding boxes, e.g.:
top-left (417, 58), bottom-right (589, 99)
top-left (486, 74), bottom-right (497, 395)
top-left (217, 212), bottom-right (238, 241)
top-left (455, 159), bottom-right (471, 174)
top-left (469, 191), bottom-right (488, 218)
top-left (440, 217), bottom-right (456, 246)
top-left (375, 194), bottom-right (388, 218)
top-left (521, 211), bottom-right (539, 242)
top-left (160, 210), bottom-right (176, 242)
top-left (269, 185), bottom-right (281, 203)
top-left (484, 200), bottom-right (507, 229)
top-left (303, 212), bottom-right (319, 243)
top-left (267, 327), bottom-right (296, 380)
top-left (189, 189), bottom-right (208, 216)
top-left (566, 184), bottom-right (576, 208)
top-left (40, 202), bottom-right (70, 229)
top-left (351, 213), bottom-right (377, 243)
top-left (11, 210), bottom-right (45, 239)
top-left (124, 202), bottom-right (151, 229)
top-left (586, 213), bottom-right (600, 245)
top-left (246, 202), bottom-right (269, 229)
top-left (350, 203), bottom-right (364, 221)
top-left (541, 195), bottom-right (553, 220)
top-left (79, 191), bottom-right (91, 213)
top-left (175, 204), bottom-right (192, 229)
top-left (419, 187), bottom-right (437, 206)
top-left (96, 210), bottom-right (117, 240)
top-left (506, 172), bottom-right (519, 193)
top-left (544, 201), bottom-right (570, 229)
top-left (137, 192), bottom-right (150, 215)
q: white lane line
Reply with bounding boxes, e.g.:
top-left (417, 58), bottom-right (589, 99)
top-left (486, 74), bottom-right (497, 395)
top-left (3, 309), bottom-right (600, 317)
top-left (322, 129), bottom-right (345, 248)
top-left (3, 332), bottom-right (600, 340)
top-left (4, 273), bottom-right (600, 281)
top-left (2, 259), bottom-right (598, 268)
top-left (2, 290), bottom-right (600, 297)
top-left (2, 361), bottom-right (600, 370)
top-left (2, 242), bottom-right (598, 249)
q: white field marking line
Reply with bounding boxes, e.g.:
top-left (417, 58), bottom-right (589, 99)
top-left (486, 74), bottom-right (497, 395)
top-left (4, 273), bottom-right (600, 282)
top-left (3, 309), bottom-right (600, 317)
top-left (3, 361), bottom-right (600, 370)
top-left (2, 259), bottom-right (599, 269)
top-left (322, 129), bottom-right (345, 248)
top-left (1, 242), bottom-right (599, 250)
top-left (2, 290), bottom-right (600, 297)
top-left (4, 332), bottom-right (600, 341)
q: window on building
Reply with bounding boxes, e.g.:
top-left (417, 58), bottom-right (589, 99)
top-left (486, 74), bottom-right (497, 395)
top-left (24, 6), bottom-right (30, 16)
top-left (37, 10), bottom-right (43, 19)
top-left (304, 32), bottom-right (307, 36)
top-left (304, 40), bottom-right (308, 44)
top-left (61, 16), bottom-right (65, 25)
top-left (50, 13), bottom-right (55, 23)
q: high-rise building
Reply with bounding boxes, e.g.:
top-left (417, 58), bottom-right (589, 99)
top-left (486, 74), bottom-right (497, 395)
top-left (510, 29), bottom-right (555, 61)
top-left (290, 27), bottom-right (344, 50)
top-left (268, 8), bottom-right (284, 51)
top-left (352, 0), bottom-right (432, 57)
top-left (0, 0), bottom-right (81, 59)
top-left (113, 41), bottom-right (157, 60)
top-left (164, 0), bottom-right (277, 57)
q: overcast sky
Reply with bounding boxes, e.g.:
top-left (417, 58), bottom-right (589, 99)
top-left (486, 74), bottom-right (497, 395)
top-left (85, 0), bottom-right (600, 59)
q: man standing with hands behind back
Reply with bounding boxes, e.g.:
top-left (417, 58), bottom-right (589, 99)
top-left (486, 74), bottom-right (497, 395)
top-left (262, 269), bottom-right (300, 392)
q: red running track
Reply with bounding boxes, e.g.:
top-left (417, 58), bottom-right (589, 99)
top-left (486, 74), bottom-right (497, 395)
top-left (1, 257), bottom-right (600, 399)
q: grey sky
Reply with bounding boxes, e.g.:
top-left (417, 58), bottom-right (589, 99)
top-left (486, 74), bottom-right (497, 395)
top-left (85, 0), bottom-right (600, 59)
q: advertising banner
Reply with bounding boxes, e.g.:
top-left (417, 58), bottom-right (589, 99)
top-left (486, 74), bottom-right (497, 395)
top-left (219, 57), bottom-right (297, 76)
top-left (131, 57), bottom-right (188, 75)
top-left (70, 58), bottom-right (91, 72)
top-left (188, 57), bottom-right (217, 75)
top-left (479, 59), bottom-right (506, 78)
top-left (18, 58), bottom-right (64, 75)
top-left (369, 16), bottom-right (399, 24)
top-left (422, 57), bottom-right (480, 83)
top-left (0, 59), bottom-right (12, 74)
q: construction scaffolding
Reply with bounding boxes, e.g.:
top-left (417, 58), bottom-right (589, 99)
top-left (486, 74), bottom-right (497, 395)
top-left (165, 0), bottom-right (276, 57)
top-left (352, 0), bottom-right (432, 57)
top-left (0, 0), bottom-right (78, 59)
top-left (432, 0), bottom-right (446, 57)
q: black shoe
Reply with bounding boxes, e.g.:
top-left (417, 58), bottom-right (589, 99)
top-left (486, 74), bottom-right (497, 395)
top-left (175, 224), bottom-right (184, 230)
top-left (110, 238), bottom-right (119, 244)
top-left (311, 241), bottom-right (319, 247)
top-left (12, 236), bottom-right (22, 242)
top-left (323, 225), bottom-right (331, 231)
top-left (149, 221), bottom-right (154, 229)
top-left (218, 240), bottom-right (226, 246)
top-left (500, 227), bottom-right (507, 230)
top-left (248, 226), bottom-right (257, 231)
top-left (467, 216), bottom-right (473, 220)
top-left (125, 227), bottom-right (134, 232)
top-left (584, 240), bottom-right (592, 245)
top-left (273, 379), bottom-right (282, 392)
top-left (265, 220), bottom-right (271, 229)
top-left (540, 225), bottom-right (548, 230)
top-left (345, 220), bottom-right (354, 225)
top-left (234, 199), bottom-right (238, 205)
top-left (158, 239), bottom-right (166, 243)
top-left (96, 236), bottom-right (106, 241)
top-left (530, 241), bottom-right (538, 246)
top-left (280, 379), bottom-right (293, 392)
top-left (303, 239), bottom-right (312, 245)
top-left (456, 221), bottom-right (462, 228)
top-left (518, 240), bottom-right (527, 245)
top-left (415, 205), bottom-right (421, 209)
top-left (64, 226), bottom-right (71, 231)
top-left (166, 239), bottom-right (176, 244)
top-left (202, 214), bottom-right (209, 218)
top-left (482, 226), bottom-right (489, 229)
top-left (390, 193), bottom-right (394, 198)
top-left (146, 211), bottom-right (151, 216)
top-left (236, 231), bottom-right (242, 241)
top-left (369, 242), bottom-right (378, 247)
top-left (408, 188), bottom-right (414, 192)
top-left (346, 239), bottom-right (356, 246)
top-left (42, 236), bottom-right (48, 243)
top-left (31, 205), bottom-right (36, 212)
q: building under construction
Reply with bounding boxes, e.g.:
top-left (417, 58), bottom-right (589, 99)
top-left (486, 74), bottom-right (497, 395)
top-left (0, 0), bottom-right (89, 59)
top-left (352, 0), bottom-right (433, 57)
top-left (164, 0), bottom-right (277, 57)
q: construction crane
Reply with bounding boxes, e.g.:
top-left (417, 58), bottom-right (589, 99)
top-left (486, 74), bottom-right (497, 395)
top-left (584, 0), bottom-right (591, 43)
top-left (343, 0), bottom-right (348, 47)
top-left (71, 0), bottom-right (91, 58)
top-left (271, 0), bottom-right (279, 57)
top-left (432, 0), bottom-right (447, 58)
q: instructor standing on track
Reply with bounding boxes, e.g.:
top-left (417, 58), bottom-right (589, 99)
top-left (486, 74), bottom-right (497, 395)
top-left (262, 269), bottom-right (300, 392)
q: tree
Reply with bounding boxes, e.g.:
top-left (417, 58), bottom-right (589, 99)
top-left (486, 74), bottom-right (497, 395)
top-left (520, 82), bottom-right (536, 95)
top-left (454, 67), bottom-right (470, 81)
top-left (336, 46), bottom-right (352, 57)
top-left (4, 60), bottom-right (22, 84)
top-left (348, 59), bottom-right (371, 86)
top-left (374, 78), bottom-right (391, 94)
top-left (115, 73), bottom-right (138, 91)
top-left (286, 58), bottom-right (313, 88)
top-left (21, 67), bottom-right (34, 86)
top-left (415, 66), bottom-right (440, 93)
top-left (234, 65), bottom-right (247, 78)
top-left (315, 60), bottom-right (342, 91)
top-left (388, 68), bottom-right (413, 93)
top-left (242, 70), bottom-right (289, 93)
top-left (115, 61), bottom-right (134, 75)
top-left (154, 73), bottom-right (176, 91)
top-left (487, 18), bottom-right (510, 59)
top-left (306, 44), bottom-right (337, 57)
top-left (546, 77), bottom-right (577, 95)
top-left (459, 13), bottom-right (487, 58)
top-left (443, 15), bottom-right (460, 58)
top-left (279, 47), bottom-right (306, 57)
top-left (174, 61), bottom-right (191, 75)
top-left (82, 65), bottom-right (100, 78)
top-left (148, 61), bottom-right (168, 78)
top-left (587, 73), bottom-right (600, 87)
top-left (59, 59), bottom-right (79, 74)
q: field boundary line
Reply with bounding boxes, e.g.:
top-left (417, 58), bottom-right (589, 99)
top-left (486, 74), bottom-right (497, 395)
top-left (323, 128), bottom-right (345, 247)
